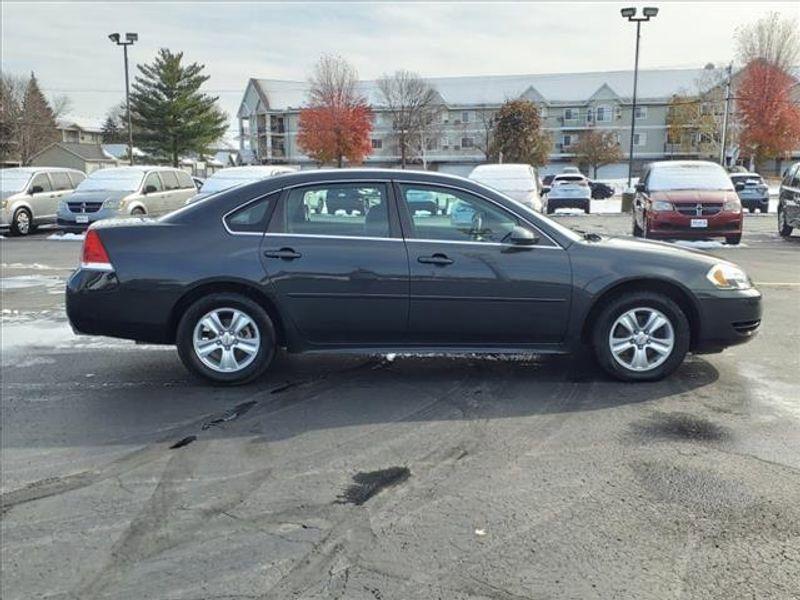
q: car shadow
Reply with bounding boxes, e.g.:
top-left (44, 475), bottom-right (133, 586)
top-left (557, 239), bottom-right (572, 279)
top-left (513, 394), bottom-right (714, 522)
top-left (0, 349), bottom-right (720, 449)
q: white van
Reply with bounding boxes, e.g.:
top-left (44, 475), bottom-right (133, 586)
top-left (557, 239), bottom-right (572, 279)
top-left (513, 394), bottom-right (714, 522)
top-left (468, 163), bottom-right (543, 212)
top-left (1, 167), bottom-right (86, 235)
top-left (189, 166), bottom-right (298, 203)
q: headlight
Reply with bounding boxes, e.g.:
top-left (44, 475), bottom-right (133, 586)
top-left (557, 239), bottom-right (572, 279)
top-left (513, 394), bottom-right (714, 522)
top-left (1, 199), bottom-right (7, 209)
top-left (102, 198), bottom-right (120, 209)
top-left (57, 200), bottom-right (67, 211)
top-left (723, 197), bottom-right (742, 212)
top-left (651, 200), bottom-right (673, 212)
top-left (706, 263), bottom-right (752, 290)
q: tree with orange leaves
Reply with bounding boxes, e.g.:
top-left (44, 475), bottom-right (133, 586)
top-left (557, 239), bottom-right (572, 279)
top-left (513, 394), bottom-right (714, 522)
top-left (297, 55), bottom-right (373, 167)
top-left (736, 60), bottom-right (800, 169)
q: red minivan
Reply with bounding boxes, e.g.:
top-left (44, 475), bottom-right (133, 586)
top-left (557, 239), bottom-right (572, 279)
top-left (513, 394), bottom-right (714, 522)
top-left (632, 161), bottom-right (743, 245)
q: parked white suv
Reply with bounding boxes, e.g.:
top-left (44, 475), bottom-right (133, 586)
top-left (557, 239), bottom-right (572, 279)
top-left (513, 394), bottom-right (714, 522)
top-left (56, 166), bottom-right (197, 232)
top-left (468, 163), bottom-right (543, 212)
top-left (1, 167), bottom-right (86, 236)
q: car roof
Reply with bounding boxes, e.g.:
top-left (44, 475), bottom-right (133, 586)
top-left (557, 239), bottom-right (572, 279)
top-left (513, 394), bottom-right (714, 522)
top-left (471, 164), bottom-right (532, 174)
top-left (210, 166), bottom-right (295, 177)
top-left (649, 160), bottom-right (723, 170)
top-left (730, 172), bottom-right (761, 178)
top-left (1, 166), bottom-right (83, 174)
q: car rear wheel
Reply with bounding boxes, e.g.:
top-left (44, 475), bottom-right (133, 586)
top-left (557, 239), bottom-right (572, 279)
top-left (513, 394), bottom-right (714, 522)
top-left (10, 208), bottom-right (32, 236)
top-left (584, 202), bottom-right (590, 214)
top-left (725, 234), bottom-right (742, 245)
top-left (176, 293), bottom-right (276, 385)
top-left (778, 208), bottom-right (793, 237)
top-left (131, 207), bottom-right (146, 216)
top-left (592, 292), bottom-right (690, 382)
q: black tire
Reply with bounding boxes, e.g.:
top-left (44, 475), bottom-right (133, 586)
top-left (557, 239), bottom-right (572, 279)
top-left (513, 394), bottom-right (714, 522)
top-left (592, 291), bottom-right (690, 382)
top-left (632, 218), bottom-right (643, 238)
top-left (778, 208), bottom-right (793, 237)
top-left (546, 205), bottom-right (554, 215)
top-left (10, 207), bottom-right (33, 236)
top-left (748, 207), bottom-right (755, 214)
top-left (176, 293), bottom-right (276, 385)
top-left (725, 234), bottom-right (742, 245)
top-left (584, 201), bottom-right (590, 214)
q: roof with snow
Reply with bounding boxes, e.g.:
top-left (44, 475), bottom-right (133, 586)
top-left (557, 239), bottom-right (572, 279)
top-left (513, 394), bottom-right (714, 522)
top-left (243, 67), bottom-right (716, 113)
top-left (56, 115), bottom-right (104, 133)
top-left (32, 142), bottom-right (118, 162)
top-left (102, 144), bottom-right (147, 159)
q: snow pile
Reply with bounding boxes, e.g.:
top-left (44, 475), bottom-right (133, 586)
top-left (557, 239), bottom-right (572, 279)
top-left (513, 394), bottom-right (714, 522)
top-left (47, 232), bottom-right (85, 241)
top-left (671, 240), bottom-right (747, 249)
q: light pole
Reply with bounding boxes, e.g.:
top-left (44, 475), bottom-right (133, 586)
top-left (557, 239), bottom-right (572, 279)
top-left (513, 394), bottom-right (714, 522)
top-left (621, 7), bottom-right (658, 187)
top-left (108, 32), bottom-right (138, 166)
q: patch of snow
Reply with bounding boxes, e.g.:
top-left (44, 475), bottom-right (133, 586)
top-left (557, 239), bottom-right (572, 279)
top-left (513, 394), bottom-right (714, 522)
top-left (0, 274), bottom-right (64, 291)
top-left (47, 232), bottom-right (85, 241)
top-left (589, 197), bottom-right (622, 214)
top-left (553, 208), bottom-right (588, 216)
top-left (385, 353), bottom-right (396, 362)
top-left (1, 262), bottom-right (62, 271)
top-left (671, 240), bottom-right (747, 249)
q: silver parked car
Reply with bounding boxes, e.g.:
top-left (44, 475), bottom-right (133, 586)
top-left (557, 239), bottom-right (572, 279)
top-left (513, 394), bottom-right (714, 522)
top-left (56, 166), bottom-right (197, 232)
top-left (188, 166), bottom-right (298, 204)
top-left (1, 167), bottom-right (86, 236)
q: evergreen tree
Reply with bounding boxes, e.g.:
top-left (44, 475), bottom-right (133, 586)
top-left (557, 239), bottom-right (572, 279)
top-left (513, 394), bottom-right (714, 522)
top-left (101, 115), bottom-right (122, 143)
top-left (19, 72), bottom-right (59, 164)
top-left (130, 48), bottom-right (227, 166)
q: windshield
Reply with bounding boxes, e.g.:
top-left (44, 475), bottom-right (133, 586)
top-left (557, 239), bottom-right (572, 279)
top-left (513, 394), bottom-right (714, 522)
top-left (554, 176), bottom-right (587, 186)
top-left (0, 172), bottom-right (31, 194)
top-left (76, 170), bottom-right (144, 192)
top-left (649, 164), bottom-right (734, 191)
top-left (731, 175), bottom-right (764, 185)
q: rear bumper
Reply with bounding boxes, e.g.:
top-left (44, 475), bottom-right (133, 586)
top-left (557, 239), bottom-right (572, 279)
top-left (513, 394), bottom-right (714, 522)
top-left (646, 210), bottom-right (742, 238)
top-left (547, 196), bottom-right (590, 210)
top-left (693, 287), bottom-right (762, 353)
top-left (66, 268), bottom-right (172, 344)
top-left (739, 196), bottom-right (769, 210)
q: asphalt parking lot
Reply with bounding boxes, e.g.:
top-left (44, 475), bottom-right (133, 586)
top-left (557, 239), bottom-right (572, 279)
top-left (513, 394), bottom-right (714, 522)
top-left (2, 213), bottom-right (799, 599)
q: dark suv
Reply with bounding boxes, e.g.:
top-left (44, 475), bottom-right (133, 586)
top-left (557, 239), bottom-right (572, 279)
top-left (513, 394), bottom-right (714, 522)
top-left (730, 172), bottom-right (769, 213)
top-left (778, 162), bottom-right (800, 238)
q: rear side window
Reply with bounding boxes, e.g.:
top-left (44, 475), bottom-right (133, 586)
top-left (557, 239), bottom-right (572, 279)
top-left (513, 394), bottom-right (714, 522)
top-left (160, 171), bottom-right (180, 190)
top-left (176, 171), bottom-right (194, 189)
top-left (278, 183), bottom-right (390, 238)
top-left (50, 172), bottom-right (72, 190)
top-left (68, 172), bottom-right (86, 187)
top-left (224, 192), bottom-right (278, 233)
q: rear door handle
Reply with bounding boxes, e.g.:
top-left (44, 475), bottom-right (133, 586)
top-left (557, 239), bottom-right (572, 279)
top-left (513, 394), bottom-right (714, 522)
top-left (418, 253), bottom-right (453, 266)
top-left (264, 248), bottom-right (302, 260)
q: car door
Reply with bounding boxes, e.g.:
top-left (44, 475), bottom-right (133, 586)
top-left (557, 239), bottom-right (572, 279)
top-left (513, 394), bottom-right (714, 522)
top-left (261, 180), bottom-right (409, 346)
top-left (47, 171), bottom-right (74, 219)
top-left (175, 170), bottom-right (198, 205)
top-left (27, 173), bottom-right (56, 222)
top-left (141, 172), bottom-right (166, 214)
top-left (396, 182), bottom-right (572, 345)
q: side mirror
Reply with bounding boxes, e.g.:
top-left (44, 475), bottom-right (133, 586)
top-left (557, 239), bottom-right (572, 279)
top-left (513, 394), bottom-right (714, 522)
top-left (734, 182), bottom-right (745, 192)
top-left (144, 185), bottom-right (158, 195)
top-left (542, 185), bottom-right (551, 195)
top-left (509, 225), bottom-right (538, 246)
top-left (29, 185), bottom-right (44, 195)
top-left (635, 182), bottom-right (646, 193)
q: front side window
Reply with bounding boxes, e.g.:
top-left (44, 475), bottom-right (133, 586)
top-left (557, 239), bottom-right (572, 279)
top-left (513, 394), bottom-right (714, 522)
top-left (280, 183), bottom-right (390, 238)
top-left (143, 173), bottom-right (164, 193)
top-left (30, 173), bottom-right (52, 193)
top-left (401, 185), bottom-right (519, 244)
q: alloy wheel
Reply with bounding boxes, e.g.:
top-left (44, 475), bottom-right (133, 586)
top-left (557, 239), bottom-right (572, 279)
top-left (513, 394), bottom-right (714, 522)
top-left (608, 307), bottom-right (675, 372)
top-left (15, 210), bottom-right (30, 235)
top-left (192, 307), bottom-right (260, 373)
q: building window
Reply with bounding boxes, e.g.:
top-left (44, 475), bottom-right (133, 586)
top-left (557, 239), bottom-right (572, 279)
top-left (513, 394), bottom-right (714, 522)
top-left (596, 105), bottom-right (611, 122)
top-left (461, 111), bottom-right (470, 123)
top-left (634, 106), bottom-right (647, 120)
top-left (461, 137), bottom-right (474, 149)
top-left (586, 107), bottom-right (594, 123)
top-left (562, 134), bottom-right (574, 147)
top-left (441, 112), bottom-right (449, 124)
top-left (371, 138), bottom-right (383, 150)
top-left (633, 132), bottom-right (647, 146)
top-left (564, 108), bottom-right (577, 121)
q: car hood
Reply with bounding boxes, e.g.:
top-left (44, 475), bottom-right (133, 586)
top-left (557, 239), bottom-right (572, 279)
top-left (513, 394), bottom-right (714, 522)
top-left (650, 190), bottom-right (735, 203)
top-left (67, 190), bottom-right (131, 204)
top-left (592, 235), bottom-right (722, 267)
top-left (1, 190), bottom-right (22, 201)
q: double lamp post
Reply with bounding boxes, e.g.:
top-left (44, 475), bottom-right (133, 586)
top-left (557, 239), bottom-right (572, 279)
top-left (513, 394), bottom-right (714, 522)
top-left (108, 32), bottom-right (138, 166)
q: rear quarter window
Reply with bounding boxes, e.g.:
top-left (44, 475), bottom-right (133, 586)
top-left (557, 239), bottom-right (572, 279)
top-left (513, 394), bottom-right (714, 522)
top-left (224, 192), bottom-right (279, 233)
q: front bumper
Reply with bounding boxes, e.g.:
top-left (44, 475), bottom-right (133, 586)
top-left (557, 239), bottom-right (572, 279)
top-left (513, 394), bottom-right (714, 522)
top-left (647, 210), bottom-right (742, 238)
top-left (57, 207), bottom-right (123, 232)
top-left (693, 287), bottom-right (762, 353)
top-left (783, 200), bottom-right (800, 227)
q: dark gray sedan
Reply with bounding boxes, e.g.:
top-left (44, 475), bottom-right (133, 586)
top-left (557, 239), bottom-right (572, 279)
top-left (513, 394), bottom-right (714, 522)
top-left (66, 169), bottom-right (762, 384)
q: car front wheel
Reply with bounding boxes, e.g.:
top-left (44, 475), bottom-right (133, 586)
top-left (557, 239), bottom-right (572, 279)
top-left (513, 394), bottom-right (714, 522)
top-left (592, 291), bottom-right (690, 382)
top-left (176, 293), bottom-right (276, 385)
top-left (10, 207), bottom-right (32, 236)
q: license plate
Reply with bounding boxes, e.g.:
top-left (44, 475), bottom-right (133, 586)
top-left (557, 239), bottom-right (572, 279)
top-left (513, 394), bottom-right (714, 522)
top-left (690, 219), bottom-right (708, 228)
top-left (75, 215), bottom-right (89, 224)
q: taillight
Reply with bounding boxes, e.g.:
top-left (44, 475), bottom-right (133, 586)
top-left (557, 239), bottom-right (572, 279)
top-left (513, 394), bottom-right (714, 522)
top-left (81, 229), bottom-right (113, 269)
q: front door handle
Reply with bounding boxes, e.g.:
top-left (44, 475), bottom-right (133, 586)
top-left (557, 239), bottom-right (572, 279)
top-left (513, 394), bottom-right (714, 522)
top-left (264, 248), bottom-right (302, 260)
top-left (418, 253), bottom-right (453, 266)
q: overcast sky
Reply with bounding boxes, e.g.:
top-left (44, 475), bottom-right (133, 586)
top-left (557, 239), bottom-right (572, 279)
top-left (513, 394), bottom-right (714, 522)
top-left (2, 1), bottom-right (798, 137)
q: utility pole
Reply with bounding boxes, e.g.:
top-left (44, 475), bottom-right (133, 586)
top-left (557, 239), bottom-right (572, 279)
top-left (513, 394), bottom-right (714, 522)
top-left (719, 62), bottom-right (733, 167)
top-left (108, 33), bottom-right (138, 166)
top-left (621, 7), bottom-right (659, 188)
